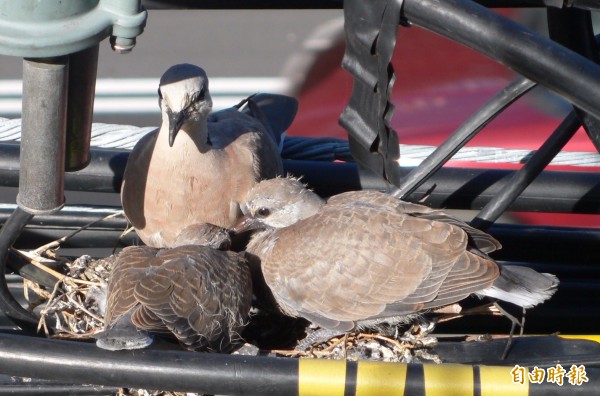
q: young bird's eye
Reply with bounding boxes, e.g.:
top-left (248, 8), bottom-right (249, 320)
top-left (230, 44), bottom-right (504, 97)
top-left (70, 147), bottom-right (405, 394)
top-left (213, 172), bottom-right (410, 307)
top-left (256, 207), bottom-right (271, 218)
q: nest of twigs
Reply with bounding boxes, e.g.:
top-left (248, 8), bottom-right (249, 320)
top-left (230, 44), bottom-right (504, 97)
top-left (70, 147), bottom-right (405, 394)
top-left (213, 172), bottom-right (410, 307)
top-left (271, 325), bottom-right (442, 363)
top-left (13, 212), bottom-right (125, 339)
top-left (35, 254), bottom-right (114, 338)
top-left (12, 210), bottom-right (483, 394)
top-left (14, 213), bottom-right (200, 396)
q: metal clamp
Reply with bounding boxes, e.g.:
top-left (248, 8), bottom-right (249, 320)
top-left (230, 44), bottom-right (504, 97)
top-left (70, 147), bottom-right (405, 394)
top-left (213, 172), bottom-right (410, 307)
top-left (0, 0), bottom-right (146, 57)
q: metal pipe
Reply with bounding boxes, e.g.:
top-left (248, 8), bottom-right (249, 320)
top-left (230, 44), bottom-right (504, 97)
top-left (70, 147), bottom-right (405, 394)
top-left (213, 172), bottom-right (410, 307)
top-left (393, 77), bottom-right (536, 200)
top-left (0, 334), bottom-right (299, 395)
top-left (1, 145), bottom-right (600, 213)
top-left (0, 205), bottom-right (125, 231)
top-left (17, 57), bottom-right (68, 214)
top-left (0, 207), bottom-right (597, 266)
top-left (570, 0), bottom-right (600, 11)
top-left (547, 7), bottom-right (600, 152)
top-left (401, 0), bottom-right (600, 121)
top-left (490, 224), bottom-right (600, 265)
top-left (0, 384), bottom-right (117, 395)
top-left (0, 333), bottom-right (599, 394)
top-left (471, 111), bottom-right (581, 229)
top-left (469, 9), bottom-right (600, 229)
top-left (141, 0), bottom-right (557, 10)
top-left (0, 207), bottom-right (37, 327)
top-left (139, 0), bottom-right (600, 10)
top-left (475, 0), bottom-right (562, 6)
top-left (65, 44), bottom-right (99, 172)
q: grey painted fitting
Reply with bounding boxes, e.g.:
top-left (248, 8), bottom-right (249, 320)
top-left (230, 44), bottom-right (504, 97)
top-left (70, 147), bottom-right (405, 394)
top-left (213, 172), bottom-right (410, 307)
top-left (0, 0), bottom-right (146, 57)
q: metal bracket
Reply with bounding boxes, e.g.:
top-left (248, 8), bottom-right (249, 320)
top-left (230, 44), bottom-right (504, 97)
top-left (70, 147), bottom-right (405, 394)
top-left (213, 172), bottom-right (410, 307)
top-left (0, 0), bottom-right (146, 57)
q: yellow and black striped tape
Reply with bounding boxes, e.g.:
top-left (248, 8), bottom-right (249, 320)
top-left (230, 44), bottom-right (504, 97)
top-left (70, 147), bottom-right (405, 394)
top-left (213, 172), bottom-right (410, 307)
top-left (296, 359), bottom-right (596, 395)
top-left (559, 335), bottom-right (600, 344)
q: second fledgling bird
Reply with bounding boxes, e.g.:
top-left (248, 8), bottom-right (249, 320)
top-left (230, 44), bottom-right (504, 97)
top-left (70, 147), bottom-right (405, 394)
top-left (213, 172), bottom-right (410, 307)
top-left (235, 177), bottom-right (559, 335)
top-left (97, 224), bottom-right (252, 352)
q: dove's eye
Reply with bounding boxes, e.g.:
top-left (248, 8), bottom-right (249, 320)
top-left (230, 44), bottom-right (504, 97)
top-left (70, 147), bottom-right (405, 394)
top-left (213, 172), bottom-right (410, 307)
top-left (191, 89), bottom-right (205, 103)
top-left (256, 207), bottom-right (271, 218)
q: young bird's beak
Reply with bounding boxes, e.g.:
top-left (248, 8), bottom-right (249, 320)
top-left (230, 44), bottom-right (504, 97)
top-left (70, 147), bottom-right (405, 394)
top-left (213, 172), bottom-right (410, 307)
top-left (232, 215), bottom-right (265, 234)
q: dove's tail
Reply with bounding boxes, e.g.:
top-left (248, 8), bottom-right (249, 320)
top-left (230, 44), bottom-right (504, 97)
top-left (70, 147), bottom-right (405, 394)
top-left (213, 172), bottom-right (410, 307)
top-left (477, 265), bottom-right (559, 308)
top-left (95, 315), bottom-right (153, 351)
top-left (239, 93), bottom-right (298, 151)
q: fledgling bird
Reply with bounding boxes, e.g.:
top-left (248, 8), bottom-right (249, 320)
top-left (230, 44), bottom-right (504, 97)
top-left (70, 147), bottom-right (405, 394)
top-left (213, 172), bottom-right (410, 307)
top-left (121, 63), bottom-right (297, 248)
top-left (96, 224), bottom-right (252, 352)
top-left (235, 177), bottom-right (559, 336)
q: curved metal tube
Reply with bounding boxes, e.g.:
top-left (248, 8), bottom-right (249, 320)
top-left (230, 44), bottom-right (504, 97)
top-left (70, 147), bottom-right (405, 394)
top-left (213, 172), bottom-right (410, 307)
top-left (0, 207), bottom-right (37, 328)
top-left (471, 105), bottom-right (581, 230)
top-left (402, 0), bottom-right (600, 121)
top-left (392, 77), bottom-right (536, 200)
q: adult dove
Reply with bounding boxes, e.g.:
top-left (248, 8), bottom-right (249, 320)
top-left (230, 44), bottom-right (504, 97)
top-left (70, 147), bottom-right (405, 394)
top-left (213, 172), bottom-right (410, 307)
top-left (121, 64), bottom-right (296, 248)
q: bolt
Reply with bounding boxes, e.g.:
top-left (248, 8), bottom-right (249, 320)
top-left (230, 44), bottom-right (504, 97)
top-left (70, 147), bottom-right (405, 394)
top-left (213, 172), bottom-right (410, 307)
top-left (110, 36), bottom-right (136, 54)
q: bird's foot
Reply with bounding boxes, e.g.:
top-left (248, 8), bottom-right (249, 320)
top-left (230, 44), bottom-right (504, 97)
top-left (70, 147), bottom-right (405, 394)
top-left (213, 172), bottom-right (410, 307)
top-left (295, 326), bottom-right (345, 351)
top-left (398, 318), bottom-right (437, 347)
top-left (493, 302), bottom-right (526, 360)
top-left (291, 321), bottom-right (441, 363)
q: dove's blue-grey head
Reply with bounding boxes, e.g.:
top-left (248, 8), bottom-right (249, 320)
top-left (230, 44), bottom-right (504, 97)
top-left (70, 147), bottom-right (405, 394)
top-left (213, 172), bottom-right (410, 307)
top-left (158, 64), bottom-right (213, 147)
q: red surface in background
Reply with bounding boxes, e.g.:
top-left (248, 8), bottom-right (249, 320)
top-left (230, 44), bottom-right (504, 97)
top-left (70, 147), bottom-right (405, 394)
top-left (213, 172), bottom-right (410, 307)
top-left (287, 21), bottom-right (600, 227)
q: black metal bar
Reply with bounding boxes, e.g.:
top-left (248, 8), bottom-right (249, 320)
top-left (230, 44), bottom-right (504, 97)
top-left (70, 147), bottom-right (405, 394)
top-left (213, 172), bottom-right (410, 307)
top-left (471, 111), bottom-right (581, 229)
top-left (0, 372), bottom-right (117, 395)
top-left (0, 207), bottom-right (37, 327)
top-left (468, 8), bottom-right (600, 229)
top-left (1, 145), bottom-right (600, 213)
top-left (0, 204), bottom-right (598, 264)
top-left (401, 0), bottom-right (600, 121)
top-left (142, 0), bottom-right (345, 9)
top-left (286, 160), bottom-right (600, 214)
top-left (0, 384), bottom-right (117, 395)
top-left (393, 77), bottom-right (536, 200)
top-left (65, 44), bottom-right (99, 172)
top-left (433, 336), bottom-right (600, 367)
top-left (475, 0), bottom-right (562, 6)
top-left (489, 224), bottom-right (600, 265)
top-left (0, 333), bottom-right (600, 394)
top-left (418, 167), bottom-right (600, 213)
top-left (0, 205), bottom-right (125, 231)
top-left (0, 145), bottom-right (129, 194)
top-left (0, 333), bottom-right (299, 396)
top-left (141, 0), bottom-right (562, 10)
top-left (140, 0), bottom-right (600, 10)
top-left (6, 214), bottom-right (599, 266)
top-left (570, 0), bottom-right (600, 10)
top-left (66, 148), bottom-right (129, 194)
top-left (547, 7), bottom-right (600, 152)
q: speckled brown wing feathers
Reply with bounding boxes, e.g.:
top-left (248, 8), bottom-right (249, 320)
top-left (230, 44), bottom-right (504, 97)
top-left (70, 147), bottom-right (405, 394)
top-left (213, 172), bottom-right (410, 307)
top-left (104, 245), bottom-right (164, 330)
top-left (133, 246), bottom-right (252, 351)
top-left (258, 191), bottom-right (499, 330)
top-left (329, 191), bottom-right (501, 254)
top-left (104, 245), bottom-right (252, 351)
